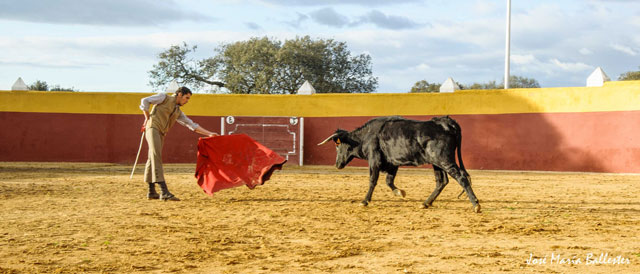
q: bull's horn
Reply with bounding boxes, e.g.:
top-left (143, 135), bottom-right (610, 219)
top-left (317, 133), bottom-right (338, 146)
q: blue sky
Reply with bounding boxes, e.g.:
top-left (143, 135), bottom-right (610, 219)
top-left (0, 0), bottom-right (638, 93)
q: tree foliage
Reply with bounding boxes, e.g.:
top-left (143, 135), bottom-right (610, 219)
top-left (507, 75), bottom-right (540, 88)
top-left (28, 80), bottom-right (75, 91)
top-left (50, 85), bottom-right (75, 91)
top-left (148, 36), bottom-right (378, 94)
top-left (28, 80), bottom-right (48, 91)
top-left (148, 43), bottom-right (224, 92)
top-left (409, 80), bottom-right (440, 93)
top-left (464, 75), bottom-right (540, 90)
top-left (618, 67), bottom-right (640, 80)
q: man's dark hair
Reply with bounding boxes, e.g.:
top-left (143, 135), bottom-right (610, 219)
top-left (176, 86), bottom-right (192, 95)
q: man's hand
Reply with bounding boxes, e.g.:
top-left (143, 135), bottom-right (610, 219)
top-left (195, 126), bottom-right (219, 137)
top-left (142, 110), bottom-right (150, 130)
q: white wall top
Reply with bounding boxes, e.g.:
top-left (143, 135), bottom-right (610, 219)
top-left (586, 67), bottom-right (610, 87)
top-left (297, 80), bottom-right (316, 95)
top-left (11, 77), bottom-right (28, 91)
top-left (166, 80), bottom-right (180, 93)
top-left (439, 77), bottom-right (460, 93)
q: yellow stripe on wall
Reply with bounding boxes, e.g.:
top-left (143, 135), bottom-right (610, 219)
top-left (1, 81), bottom-right (639, 117)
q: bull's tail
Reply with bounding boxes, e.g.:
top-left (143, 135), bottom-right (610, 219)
top-left (455, 122), bottom-right (468, 177)
top-left (431, 115), bottom-right (471, 194)
top-left (451, 118), bottom-right (471, 199)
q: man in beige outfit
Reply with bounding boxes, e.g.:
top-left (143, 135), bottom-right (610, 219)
top-left (140, 86), bottom-right (218, 201)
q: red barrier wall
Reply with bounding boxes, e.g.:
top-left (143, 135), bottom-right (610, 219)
top-left (303, 112), bottom-right (640, 173)
top-left (0, 112), bottom-right (222, 163)
top-left (2, 81), bottom-right (640, 173)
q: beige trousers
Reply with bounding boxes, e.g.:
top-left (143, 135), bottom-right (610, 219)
top-left (143, 128), bottom-right (165, 183)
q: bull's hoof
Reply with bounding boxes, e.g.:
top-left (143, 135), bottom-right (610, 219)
top-left (473, 204), bottom-right (482, 213)
top-left (360, 201), bottom-right (369, 207)
top-left (421, 203), bottom-right (429, 209)
top-left (393, 189), bottom-right (406, 198)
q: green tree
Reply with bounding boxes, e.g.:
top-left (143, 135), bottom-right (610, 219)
top-left (50, 85), bottom-right (75, 92)
top-left (148, 36), bottom-right (378, 94)
top-left (276, 36), bottom-right (377, 94)
top-left (148, 42), bottom-right (225, 92)
top-left (409, 80), bottom-right (440, 93)
top-left (465, 80), bottom-right (500, 90)
top-left (28, 80), bottom-right (75, 91)
top-left (464, 75), bottom-right (540, 90)
top-left (217, 37), bottom-right (281, 94)
top-left (507, 75), bottom-right (540, 88)
top-left (618, 67), bottom-right (640, 80)
top-left (29, 80), bottom-right (49, 91)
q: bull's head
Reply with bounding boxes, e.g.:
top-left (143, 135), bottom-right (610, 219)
top-left (317, 129), bottom-right (358, 169)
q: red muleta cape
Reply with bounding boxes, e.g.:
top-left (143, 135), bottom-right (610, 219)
top-left (195, 134), bottom-right (286, 196)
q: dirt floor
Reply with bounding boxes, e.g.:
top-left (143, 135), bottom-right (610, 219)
top-left (0, 162), bottom-right (639, 273)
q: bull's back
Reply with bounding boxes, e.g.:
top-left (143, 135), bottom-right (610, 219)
top-left (377, 119), bottom-right (446, 166)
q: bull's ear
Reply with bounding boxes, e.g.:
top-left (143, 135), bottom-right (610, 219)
top-left (335, 138), bottom-right (341, 146)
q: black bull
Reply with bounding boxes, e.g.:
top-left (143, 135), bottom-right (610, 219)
top-left (318, 116), bottom-right (481, 213)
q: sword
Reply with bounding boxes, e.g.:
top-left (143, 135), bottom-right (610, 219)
top-left (130, 126), bottom-right (146, 179)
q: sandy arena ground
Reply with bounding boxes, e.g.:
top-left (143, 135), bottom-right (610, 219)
top-left (0, 162), bottom-right (639, 273)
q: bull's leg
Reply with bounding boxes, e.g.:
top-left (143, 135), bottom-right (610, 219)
top-left (433, 165), bottom-right (449, 186)
top-left (384, 166), bottom-right (406, 198)
top-left (442, 164), bottom-right (481, 213)
top-left (362, 167), bottom-right (380, 206)
top-left (423, 165), bottom-right (449, 209)
top-left (457, 169), bottom-right (472, 199)
top-left (435, 165), bottom-right (467, 199)
top-left (457, 184), bottom-right (469, 199)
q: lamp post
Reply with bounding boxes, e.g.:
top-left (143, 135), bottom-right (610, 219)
top-left (504, 0), bottom-right (511, 89)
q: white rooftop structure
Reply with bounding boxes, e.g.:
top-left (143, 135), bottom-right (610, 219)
top-left (297, 80), bottom-right (316, 95)
top-left (439, 77), bottom-right (460, 93)
top-left (586, 67), bottom-right (610, 87)
top-left (166, 80), bottom-right (180, 93)
top-left (11, 77), bottom-right (28, 91)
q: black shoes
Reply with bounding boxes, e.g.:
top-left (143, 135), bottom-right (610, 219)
top-left (160, 193), bottom-right (180, 201)
top-left (147, 193), bottom-right (160, 200)
top-left (148, 181), bottom-right (180, 201)
top-left (147, 182), bottom-right (160, 200)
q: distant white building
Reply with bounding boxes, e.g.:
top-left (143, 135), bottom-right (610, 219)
top-left (586, 67), bottom-right (610, 87)
top-left (11, 77), bottom-right (28, 91)
top-left (439, 77), bottom-right (460, 93)
top-left (297, 80), bottom-right (316, 95)
top-left (165, 80), bottom-right (180, 93)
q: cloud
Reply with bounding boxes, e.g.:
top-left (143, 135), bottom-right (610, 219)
top-left (308, 8), bottom-right (421, 30)
top-left (257, 0), bottom-right (420, 6)
top-left (354, 10), bottom-right (422, 30)
top-left (0, 31), bottom-right (259, 71)
top-left (245, 22), bottom-right (262, 30)
top-left (579, 48), bottom-right (593, 55)
top-left (472, 0), bottom-right (499, 15)
top-left (426, 19), bottom-right (503, 48)
top-left (511, 54), bottom-right (537, 65)
top-left (284, 13), bottom-right (309, 28)
top-left (414, 63), bottom-right (431, 71)
top-left (0, 0), bottom-right (215, 26)
top-left (610, 43), bottom-right (638, 56)
top-left (550, 58), bottom-right (592, 72)
top-left (309, 7), bottom-right (350, 28)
